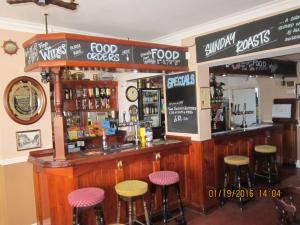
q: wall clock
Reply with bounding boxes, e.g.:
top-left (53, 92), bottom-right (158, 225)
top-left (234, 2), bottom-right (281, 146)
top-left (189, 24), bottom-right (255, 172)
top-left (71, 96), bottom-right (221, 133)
top-left (125, 86), bottom-right (138, 102)
top-left (2, 40), bottom-right (19, 55)
top-left (4, 76), bottom-right (47, 125)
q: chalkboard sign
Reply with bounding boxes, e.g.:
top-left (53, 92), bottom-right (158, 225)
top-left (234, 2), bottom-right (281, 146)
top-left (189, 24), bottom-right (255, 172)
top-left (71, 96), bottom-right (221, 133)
top-left (133, 47), bottom-right (187, 67)
top-left (165, 71), bottom-right (198, 134)
top-left (210, 58), bottom-right (297, 76)
top-left (24, 38), bottom-right (188, 68)
top-left (25, 40), bottom-right (68, 66)
top-left (196, 8), bottom-right (300, 62)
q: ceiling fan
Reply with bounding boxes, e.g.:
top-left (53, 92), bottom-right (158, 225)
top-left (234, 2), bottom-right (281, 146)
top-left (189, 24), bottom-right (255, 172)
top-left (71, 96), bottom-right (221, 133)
top-left (7, 0), bottom-right (78, 10)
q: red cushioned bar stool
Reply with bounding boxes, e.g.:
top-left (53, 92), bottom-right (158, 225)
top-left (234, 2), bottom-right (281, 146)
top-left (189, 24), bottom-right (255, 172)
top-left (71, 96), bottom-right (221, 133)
top-left (68, 187), bottom-right (105, 225)
top-left (149, 171), bottom-right (186, 225)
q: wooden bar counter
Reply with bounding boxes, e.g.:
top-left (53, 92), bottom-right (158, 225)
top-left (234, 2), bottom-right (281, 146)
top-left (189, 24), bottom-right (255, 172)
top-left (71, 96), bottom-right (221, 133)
top-left (29, 139), bottom-right (191, 225)
top-left (188, 123), bottom-right (284, 213)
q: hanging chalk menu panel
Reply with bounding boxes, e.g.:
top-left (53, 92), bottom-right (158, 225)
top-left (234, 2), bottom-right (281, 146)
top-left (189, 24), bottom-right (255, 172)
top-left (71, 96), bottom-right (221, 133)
top-left (165, 71), bottom-right (198, 134)
top-left (196, 8), bottom-right (300, 63)
top-left (23, 34), bottom-right (188, 71)
top-left (25, 40), bottom-right (68, 66)
top-left (67, 40), bottom-right (133, 63)
top-left (25, 39), bottom-right (133, 66)
top-left (133, 47), bottom-right (187, 67)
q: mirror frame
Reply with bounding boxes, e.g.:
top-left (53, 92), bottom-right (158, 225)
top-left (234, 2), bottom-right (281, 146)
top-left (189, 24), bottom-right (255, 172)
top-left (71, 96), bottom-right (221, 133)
top-left (4, 76), bottom-right (47, 125)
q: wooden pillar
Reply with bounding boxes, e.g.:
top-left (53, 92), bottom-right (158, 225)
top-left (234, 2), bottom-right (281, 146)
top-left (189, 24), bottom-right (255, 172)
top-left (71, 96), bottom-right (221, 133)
top-left (52, 67), bottom-right (66, 160)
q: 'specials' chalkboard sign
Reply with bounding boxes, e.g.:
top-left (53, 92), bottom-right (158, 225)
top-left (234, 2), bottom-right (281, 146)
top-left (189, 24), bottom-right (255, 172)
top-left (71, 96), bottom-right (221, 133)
top-left (165, 71), bottom-right (198, 134)
top-left (196, 8), bottom-right (300, 63)
top-left (133, 47), bottom-right (187, 67)
top-left (25, 39), bottom-right (188, 68)
top-left (210, 58), bottom-right (297, 76)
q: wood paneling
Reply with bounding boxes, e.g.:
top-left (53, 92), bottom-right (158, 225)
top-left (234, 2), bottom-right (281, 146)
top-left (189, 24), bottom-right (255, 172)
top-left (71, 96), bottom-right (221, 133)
top-left (30, 141), bottom-right (190, 225)
top-left (189, 125), bottom-right (285, 213)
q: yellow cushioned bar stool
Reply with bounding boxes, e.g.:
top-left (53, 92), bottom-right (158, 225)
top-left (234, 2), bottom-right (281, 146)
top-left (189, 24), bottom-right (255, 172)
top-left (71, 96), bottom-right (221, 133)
top-left (115, 180), bottom-right (150, 225)
top-left (254, 145), bottom-right (278, 186)
top-left (222, 155), bottom-right (253, 211)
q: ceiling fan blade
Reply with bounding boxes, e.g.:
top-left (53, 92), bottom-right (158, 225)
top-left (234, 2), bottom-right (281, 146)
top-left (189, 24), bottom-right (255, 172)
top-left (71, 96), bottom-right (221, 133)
top-left (7, 0), bottom-right (34, 4)
top-left (49, 0), bottom-right (77, 10)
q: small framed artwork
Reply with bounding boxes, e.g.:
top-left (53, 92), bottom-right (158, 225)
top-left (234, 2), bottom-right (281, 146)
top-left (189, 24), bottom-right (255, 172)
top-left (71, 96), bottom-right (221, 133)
top-left (200, 87), bottom-right (211, 109)
top-left (296, 84), bottom-right (300, 99)
top-left (16, 130), bottom-right (41, 151)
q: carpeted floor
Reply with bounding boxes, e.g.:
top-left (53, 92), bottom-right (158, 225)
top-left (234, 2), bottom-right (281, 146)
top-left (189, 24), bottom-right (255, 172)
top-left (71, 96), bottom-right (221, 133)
top-left (168, 167), bottom-right (300, 225)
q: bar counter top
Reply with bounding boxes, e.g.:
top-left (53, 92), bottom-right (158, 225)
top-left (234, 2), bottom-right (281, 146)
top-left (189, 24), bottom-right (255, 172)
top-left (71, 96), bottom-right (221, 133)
top-left (28, 138), bottom-right (190, 168)
top-left (212, 123), bottom-right (282, 139)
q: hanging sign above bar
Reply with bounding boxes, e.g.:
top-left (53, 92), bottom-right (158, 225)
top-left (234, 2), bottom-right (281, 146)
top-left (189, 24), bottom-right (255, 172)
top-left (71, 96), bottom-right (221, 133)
top-left (210, 58), bottom-right (297, 77)
top-left (196, 8), bottom-right (300, 63)
top-left (23, 33), bottom-right (188, 72)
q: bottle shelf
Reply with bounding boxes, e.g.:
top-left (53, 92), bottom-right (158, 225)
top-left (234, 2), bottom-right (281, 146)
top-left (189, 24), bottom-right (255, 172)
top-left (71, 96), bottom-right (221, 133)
top-left (144, 114), bottom-right (159, 117)
top-left (61, 79), bottom-right (117, 88)
top-left (143, 102), bottom-right (159, 104)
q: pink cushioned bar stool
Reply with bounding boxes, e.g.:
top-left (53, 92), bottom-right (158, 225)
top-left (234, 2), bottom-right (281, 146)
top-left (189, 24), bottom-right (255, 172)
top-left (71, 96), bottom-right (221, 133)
top-left (68, 187), bottom-right (105, 225)
top-left (149, 171), bottom-right (186, 225)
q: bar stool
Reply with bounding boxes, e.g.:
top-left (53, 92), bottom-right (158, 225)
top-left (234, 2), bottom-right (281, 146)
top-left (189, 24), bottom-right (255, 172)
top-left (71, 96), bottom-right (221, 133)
top-left (115, 180), bottom-right (150, 225)
top-left (254, 144), bottom-right (278, 186)
top-left (149, 171), bottom-right (186, 225)
top-left (222, 155), bottom-right (253, 211)
top-left (68, 187), bottom-right (105, 225)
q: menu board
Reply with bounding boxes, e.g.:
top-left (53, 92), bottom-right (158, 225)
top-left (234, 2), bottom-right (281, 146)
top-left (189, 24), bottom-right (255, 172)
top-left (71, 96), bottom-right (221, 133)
top-left (25, 39), bottom-right (188, 68)
top-left (165, 71), bottom-right (198, 134)
top-left (196, 8), bottom-right (300, 62)
top-left (272, 104), bottom-right (292, 118)
top-left (133, 47), bottom-right (187, 67)
top-left (210, 59), bottom-right (297, 76)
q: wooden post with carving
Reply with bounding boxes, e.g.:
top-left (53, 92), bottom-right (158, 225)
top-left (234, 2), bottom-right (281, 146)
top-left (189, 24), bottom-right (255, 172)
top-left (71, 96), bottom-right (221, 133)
top-left (52, 67), bottom-right (66, 160)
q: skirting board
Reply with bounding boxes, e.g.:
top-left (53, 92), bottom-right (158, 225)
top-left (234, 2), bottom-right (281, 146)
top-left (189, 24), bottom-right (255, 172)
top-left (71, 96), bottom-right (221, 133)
top-left (297, 160), bottom-right (300, 168)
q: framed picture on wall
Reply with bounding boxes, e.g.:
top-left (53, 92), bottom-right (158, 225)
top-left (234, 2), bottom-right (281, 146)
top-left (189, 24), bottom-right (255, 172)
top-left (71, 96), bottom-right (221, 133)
top-left (296, 84), bottom-right (300, 99)
top-left (16, 130), bottom-right (41, 151)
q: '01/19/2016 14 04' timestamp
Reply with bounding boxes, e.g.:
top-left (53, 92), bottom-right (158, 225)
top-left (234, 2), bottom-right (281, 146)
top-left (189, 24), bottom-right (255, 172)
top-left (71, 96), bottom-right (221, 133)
top-left (208, 188), bottom-right (282, 199)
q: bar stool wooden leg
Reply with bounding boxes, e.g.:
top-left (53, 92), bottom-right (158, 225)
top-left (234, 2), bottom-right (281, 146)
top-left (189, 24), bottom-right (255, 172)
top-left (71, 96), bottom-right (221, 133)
top-left (143, 195), bottom-right (150, 225)
top-left (236, 166), bottom-right (243, 211)
top-left (72, 207), bottom-right (77, 225)
top-left (175, 183), bottom-right (186, 225)
top-left (149, 183), bottom-right (156, 223)
top-left (133, 201), bottom-right (137, 223)
top-left (162, 186), bottom-right (168, 225)
top-left (128, 198), bottom-right (133, 225)
top-left (116, 196), bottom-right (121, 224)
top-left (77, 208), bottom-right (83, 225)
top-left (222, 164), bottom-right (229, 206)
top-left (246, 165), bottom-right (252, 189)
top-left (267, 159), bottom-right (272, 186)
top-left (94, 204), bottom-right (105, 225)
top-left (273, 154), bottom-right (279, 177)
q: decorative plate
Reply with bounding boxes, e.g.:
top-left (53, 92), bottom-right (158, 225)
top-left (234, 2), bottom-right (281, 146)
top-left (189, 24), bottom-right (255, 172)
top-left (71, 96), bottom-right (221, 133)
top-left (4, 76), bottom-right (47, 125)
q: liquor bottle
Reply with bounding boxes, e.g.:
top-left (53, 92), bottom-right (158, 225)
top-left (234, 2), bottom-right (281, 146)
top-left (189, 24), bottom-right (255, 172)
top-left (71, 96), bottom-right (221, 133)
top-left (65, 89), bottom-right (70, 100)
top-left (106, 88), bottom-right (111, 109)
top-left (100, 88), bottom-right (106, 109)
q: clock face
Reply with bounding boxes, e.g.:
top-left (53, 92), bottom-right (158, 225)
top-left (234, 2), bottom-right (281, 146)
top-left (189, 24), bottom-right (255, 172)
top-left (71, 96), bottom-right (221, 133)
top-left (126, 86), bottom-right (138, 102)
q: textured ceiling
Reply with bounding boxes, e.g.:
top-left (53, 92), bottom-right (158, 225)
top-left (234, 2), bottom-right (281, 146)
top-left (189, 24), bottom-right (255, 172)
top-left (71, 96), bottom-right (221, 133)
top-left (0, 0), bottom-right (275, 41)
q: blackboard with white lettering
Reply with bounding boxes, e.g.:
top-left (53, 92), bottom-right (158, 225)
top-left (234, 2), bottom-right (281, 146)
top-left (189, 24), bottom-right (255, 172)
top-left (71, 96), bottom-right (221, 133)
top-left (165, 71), bottom-right (198, 134)
top-left (24, 39), bottom-right (188, 68)
top-left (67, 40), bottom-right (133, 63)
top-left (133, 47), bottom-right (187, 67)
top-left (25, 40), bottom-right (68, 66)
top-left (210, 59), bottom-right (297, 76)
top-left (196, 8), bottom-right (300, 62)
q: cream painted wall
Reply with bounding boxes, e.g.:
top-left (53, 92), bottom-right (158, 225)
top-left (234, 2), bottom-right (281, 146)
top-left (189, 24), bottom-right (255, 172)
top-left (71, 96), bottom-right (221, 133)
top-left (0, 29), bottom-right (52, 225)
top-left (217, 75), bottom-right (300, 122)
top-left (0, 29), bottom-right (53, 161)
top-left (0, 166), bottom-right (8, 225)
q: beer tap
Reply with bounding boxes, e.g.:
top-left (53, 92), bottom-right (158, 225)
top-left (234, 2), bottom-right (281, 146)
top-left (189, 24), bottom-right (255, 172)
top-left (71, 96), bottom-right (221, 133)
top-left (240, 103), bottom-right (247, 129)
